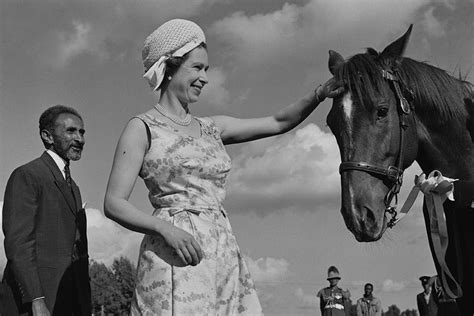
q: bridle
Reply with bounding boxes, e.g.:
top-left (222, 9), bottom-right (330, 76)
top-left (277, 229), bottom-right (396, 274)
top-left (338, 67), bottom-right (414, 228)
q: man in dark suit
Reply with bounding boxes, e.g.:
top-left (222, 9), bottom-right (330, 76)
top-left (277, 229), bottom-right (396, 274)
top-left (0, 105), bottom-right (91, 315)
top-left (417, 276), bottom-right (438, 316)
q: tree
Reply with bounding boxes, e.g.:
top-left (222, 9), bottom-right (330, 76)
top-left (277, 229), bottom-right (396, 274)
top-left (90, 260), bottom-right (122, 315)
top-left (111, 256), bottom-right (136, 313)
top-left (383, 304), bottom-right (401, 316)
top-left (401, 309), bottom-right (418, 316)
top-left (90, 257), bottom-right (136, 315)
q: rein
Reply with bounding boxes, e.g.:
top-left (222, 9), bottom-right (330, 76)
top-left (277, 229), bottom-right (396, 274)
top-left (339, 68), bottom-right (412, 228)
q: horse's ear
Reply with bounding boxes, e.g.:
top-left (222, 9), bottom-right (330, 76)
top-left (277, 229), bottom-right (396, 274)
top-left (380, 24), bottom-right (413, 59)
top-left (329, 50), bottom-right (344, 75)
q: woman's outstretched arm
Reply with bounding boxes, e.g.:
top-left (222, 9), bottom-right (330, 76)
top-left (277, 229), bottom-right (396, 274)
top-left (212, 77), bottom-right (342, 145)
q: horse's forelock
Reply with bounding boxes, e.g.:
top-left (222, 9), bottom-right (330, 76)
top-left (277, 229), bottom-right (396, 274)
top-left (339, 53), bottom-right (387, 112)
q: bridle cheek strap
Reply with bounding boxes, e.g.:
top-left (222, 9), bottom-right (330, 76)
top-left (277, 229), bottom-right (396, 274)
top-left (339, 68), bottom-right (411, 228)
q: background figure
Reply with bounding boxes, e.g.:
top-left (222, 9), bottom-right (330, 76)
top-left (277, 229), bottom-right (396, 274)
top-left (356, 283), bottom-right (382, 316)
top-left (104, 19), bottom-right (342, 315)
top-left (317, 266), bottom-right (351, 316)
top-left (417, 276), bottom-right (438, 316)
top-left (0, 105), bottom-right (91, 315)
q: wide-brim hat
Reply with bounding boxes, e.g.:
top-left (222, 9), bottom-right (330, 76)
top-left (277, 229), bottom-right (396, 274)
top-left (327, 271), bottom-right (341, 280)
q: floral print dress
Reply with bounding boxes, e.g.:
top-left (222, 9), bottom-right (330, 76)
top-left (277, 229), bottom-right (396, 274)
top-left (130, 113), bottom-right (262, 316)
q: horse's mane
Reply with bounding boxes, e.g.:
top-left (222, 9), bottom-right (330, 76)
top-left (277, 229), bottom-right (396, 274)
top-left (338, 48), bottom-right (473, 123)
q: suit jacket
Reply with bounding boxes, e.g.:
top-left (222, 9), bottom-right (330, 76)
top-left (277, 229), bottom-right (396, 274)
top-left (1, 152), bottom-right (91, 315)
top-left (417, 291), bottom-right (438, 316)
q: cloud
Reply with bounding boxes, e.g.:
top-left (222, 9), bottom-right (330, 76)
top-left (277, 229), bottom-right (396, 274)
top-left (117, 0), bottom-right (225, 20)
top-left (198, 67), bottom-right (231, 109)
top-left (381, 279), bottom-right (408, 292)
top-left (210, 0), bottom-right (429, 68)
top-left (245, 256), bottom-right (289, 285)
top-left (86, 208), bottom-right (142, 265)
top-left (39, 0), bottom-right (225, 68)
top-left (54, 20), bottom-right (107, 67)
top-left (210, 3), bottom-right (302, 66)
top-left (295, 287), bottom-right (318, 309)
top-left (420, 7), bottom-right (446, 38)
top-left (437, 0), bottom-right (457, 10)
top-left (226, 124), bottom-right (341, 213)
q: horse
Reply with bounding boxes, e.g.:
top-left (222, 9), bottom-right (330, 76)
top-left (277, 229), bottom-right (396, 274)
top-left (326, 25), bottom-right (474, 314)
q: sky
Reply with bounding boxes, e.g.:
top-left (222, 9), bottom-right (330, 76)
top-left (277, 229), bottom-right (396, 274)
top-left (0, 0), bottom-right (473, 314)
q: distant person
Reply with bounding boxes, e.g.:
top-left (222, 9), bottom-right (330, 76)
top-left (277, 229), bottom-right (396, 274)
top-left (417, 276), bottom-right (438, 316)
top-left (0, 105), bottom-right (91, 315)
top-left (316, 266), bottom-right (351, 316)
top-left (356, 283), bottom-right (382, 316)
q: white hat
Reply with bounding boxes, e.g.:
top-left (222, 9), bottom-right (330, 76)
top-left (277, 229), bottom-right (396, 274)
top-left (142, 19), bottom-right (206, 92)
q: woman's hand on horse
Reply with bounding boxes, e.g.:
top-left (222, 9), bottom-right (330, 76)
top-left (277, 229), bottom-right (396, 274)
top-left (316, 77), bottom-right (344, 102)
top-left (160, 222), bottom-right (203, 266)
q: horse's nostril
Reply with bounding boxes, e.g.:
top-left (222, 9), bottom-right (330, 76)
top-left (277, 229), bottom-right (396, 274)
top-left (363, 206), bottom-right (376, 224)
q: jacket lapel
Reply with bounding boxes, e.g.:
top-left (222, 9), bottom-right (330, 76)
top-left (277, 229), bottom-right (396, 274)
top-left (40, 152), bottom-right (77, 216)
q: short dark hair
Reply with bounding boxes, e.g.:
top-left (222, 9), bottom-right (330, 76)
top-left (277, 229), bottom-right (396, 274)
top-left (39, 105), bottom-right (82, 147)
top-left (364, 283), bottom-right (373, 289)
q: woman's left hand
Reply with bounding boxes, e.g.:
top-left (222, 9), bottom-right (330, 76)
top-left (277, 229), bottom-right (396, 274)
top-left (316, 77), bottom-right (344, 102)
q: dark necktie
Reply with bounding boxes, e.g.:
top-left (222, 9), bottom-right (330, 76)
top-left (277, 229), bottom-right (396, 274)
top-left (64, 161), bottom-right (72, 187)
top-left (64, 161), bottom-right (86, 261)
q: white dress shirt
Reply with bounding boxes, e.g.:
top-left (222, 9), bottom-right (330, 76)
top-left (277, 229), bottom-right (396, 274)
top-left (46, 149), bottom-right (67, 180)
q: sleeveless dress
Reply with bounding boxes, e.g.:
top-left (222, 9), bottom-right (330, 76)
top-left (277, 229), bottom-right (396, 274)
top-left (130, 113), bottom-right (262, 316)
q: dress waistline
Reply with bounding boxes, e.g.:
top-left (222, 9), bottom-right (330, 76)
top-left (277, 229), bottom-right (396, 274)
top-left (154, 204), bottom-right (226, 217)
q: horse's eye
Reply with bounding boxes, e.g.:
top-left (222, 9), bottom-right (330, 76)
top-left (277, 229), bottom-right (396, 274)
top-left (377, 107), bottom-right (389, 118)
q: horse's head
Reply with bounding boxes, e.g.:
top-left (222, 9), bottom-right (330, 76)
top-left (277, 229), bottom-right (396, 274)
top-left (327, 25), bottom-right (419, 241)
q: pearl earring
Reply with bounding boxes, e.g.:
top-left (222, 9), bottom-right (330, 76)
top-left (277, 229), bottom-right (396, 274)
top-left (167, 76), bottom-right (172, 80)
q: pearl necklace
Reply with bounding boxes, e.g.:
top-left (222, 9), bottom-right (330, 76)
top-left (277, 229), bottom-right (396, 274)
top-left (153, 103), bottom-right (192, 126)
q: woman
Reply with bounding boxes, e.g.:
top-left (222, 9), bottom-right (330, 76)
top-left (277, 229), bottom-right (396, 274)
top-left (317, 266), bottom-right (351, 316)
top-left (104, 19), bottom-right (342, 315)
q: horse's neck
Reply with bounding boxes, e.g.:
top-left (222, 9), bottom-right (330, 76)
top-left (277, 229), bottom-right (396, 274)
top-left (416, 117), bottom-right (474, 180)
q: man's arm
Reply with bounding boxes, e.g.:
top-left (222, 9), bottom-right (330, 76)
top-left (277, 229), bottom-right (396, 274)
top-left (416, 294), bottom-right (422, 315)
top-left (316, 289), bottom-right (325, 315)
top-left (3, 167), bottom-right (43, 302)
top-left (356, 299), bottom-right (363, 316)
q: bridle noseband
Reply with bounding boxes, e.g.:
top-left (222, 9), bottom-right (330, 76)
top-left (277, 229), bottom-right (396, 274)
top-left (339, 68), bottom-right (413, 228)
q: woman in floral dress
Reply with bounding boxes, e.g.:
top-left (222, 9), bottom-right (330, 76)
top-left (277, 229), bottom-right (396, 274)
top-left (104, 19), bottom-right (342, 315)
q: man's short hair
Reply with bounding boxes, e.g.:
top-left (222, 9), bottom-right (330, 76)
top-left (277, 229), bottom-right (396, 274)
top-left (364, 283), bottom-right (373, 289)
top-left (39, 105), bottom-right (82, 132)
top-left (39, 105), bottom-right (82, 147)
